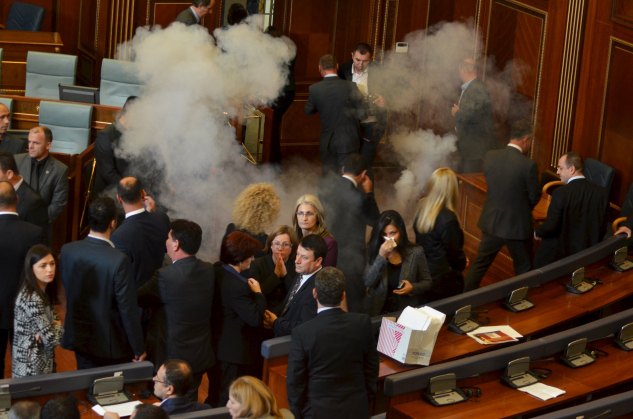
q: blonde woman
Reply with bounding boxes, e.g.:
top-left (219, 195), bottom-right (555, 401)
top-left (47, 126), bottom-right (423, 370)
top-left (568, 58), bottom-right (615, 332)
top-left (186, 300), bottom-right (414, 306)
top-left (413, 167), bottom-right (466, 300)
top-left (226, 183), bottom-right (281, 256)
top-left (227, 376), bottom-right (293, 419)
top-left (292, 194), bottom-right (337, 267)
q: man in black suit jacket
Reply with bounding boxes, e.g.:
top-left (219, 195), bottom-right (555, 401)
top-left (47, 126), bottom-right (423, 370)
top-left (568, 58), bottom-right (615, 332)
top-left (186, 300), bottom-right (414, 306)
top-left (464, 122), bottom-right (541, 291)
top-left (320, 154), bottom-right (379, 312)
top-left (153, 360), bottom-right (210, 414)
top-left (264, 234), bottom-right (327, 337)
top-left (0, 104), bottom-right (27, 155)
top-left (112, 177), bottom-right (170, 288)
top-left (451, 58), bottom-right (498, 173)
top-left (61, 197), bottom-right (145, 368)
top-left (15, 126), bottom-right (69, 224)
top-left (534, 152), bottom-right (609, 267)
top-left (287, 267), bottom-right (378, 419)
top-left (338, 43), bottom-right (387, 174)
top-left (174, 0), bottom-right (214, 26)
top-left (305, 54), bottom-right (366, 175)
top-left (0, 152), bottom-right (48, 233)
top-left (0, 181), bottom-right (43, 378)
top-left (138, 219), bottom-right (214, 399)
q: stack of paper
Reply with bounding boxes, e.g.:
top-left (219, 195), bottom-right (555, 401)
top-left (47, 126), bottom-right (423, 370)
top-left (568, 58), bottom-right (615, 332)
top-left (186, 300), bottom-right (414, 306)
top-left (467, 326), bottom-right (523, 345)
top-left (92, 400), bottom-right (142, 417)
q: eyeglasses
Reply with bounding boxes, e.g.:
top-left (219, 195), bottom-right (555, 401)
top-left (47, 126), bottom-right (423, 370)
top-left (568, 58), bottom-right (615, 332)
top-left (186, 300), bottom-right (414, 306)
top-left (296, 211), bottom-right (316, 218)
top-left (272, 241), bottom-right (292, 249)
top-left (153, 376), bottom-right (167, 385)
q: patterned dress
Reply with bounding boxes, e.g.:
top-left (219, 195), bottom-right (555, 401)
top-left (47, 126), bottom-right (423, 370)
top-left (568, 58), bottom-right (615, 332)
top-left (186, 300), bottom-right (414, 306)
top-left (12, 289), bottom-right (63, 377)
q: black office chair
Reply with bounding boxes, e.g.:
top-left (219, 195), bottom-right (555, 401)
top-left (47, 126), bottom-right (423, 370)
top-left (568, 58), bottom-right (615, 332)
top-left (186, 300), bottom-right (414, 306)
top-left (2, 1), bottom-right (45, 31)
top-left (584, 157), bottom-right (615, 196)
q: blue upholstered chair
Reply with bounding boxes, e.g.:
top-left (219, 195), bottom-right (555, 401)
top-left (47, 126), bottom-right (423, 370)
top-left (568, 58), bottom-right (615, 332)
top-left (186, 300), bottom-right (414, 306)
top-left (3, 1), bottom-right (45, 31)
top-left (38, 101), bottom-right (93, 155)
top-left (25, 51), bottom-right (77, 99)
top-left (584, 157), bottom-right (615, 196)
top-left (99, 58), bottom-right (142, 107)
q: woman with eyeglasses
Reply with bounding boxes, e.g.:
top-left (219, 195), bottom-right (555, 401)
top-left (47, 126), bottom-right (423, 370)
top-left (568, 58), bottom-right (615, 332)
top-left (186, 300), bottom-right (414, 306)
top-left (12, 245), bottom-right (63, 377)
top-left (364, 210), bottom-right (432, 316)
top-left (413, 167), bottom-right (467, 300)
top-left (249, 226), bottom-right (298, 312)
top-left (292, 194), bottom-right (337, 267)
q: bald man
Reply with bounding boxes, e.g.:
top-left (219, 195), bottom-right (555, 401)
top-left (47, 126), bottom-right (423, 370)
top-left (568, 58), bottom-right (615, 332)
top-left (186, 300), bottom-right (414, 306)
top-left (0, 103), bottom-right (27, 155)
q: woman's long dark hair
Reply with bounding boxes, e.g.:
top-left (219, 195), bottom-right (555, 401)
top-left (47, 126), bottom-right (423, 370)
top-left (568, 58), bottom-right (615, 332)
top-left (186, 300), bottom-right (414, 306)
top-left (19, 244), bottom-right (55, 306)
top-left (367, 210), bottom-right (410, 263)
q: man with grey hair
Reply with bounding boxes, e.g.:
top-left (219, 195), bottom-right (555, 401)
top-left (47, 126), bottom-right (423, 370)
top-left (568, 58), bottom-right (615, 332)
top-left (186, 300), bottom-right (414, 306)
top-left (174, 0), bottom-right (215, 26)
top-left (287, 267), bottom-right (378, 418)
top-left (534, 151), bottom-right (608, 267)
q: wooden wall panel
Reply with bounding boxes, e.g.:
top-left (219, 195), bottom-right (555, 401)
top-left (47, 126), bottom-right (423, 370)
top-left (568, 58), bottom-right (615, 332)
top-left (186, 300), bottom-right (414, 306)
top-left (598, 39), bottom-right (633, 201)
top-left (144, 0), bottom-right (222, 28)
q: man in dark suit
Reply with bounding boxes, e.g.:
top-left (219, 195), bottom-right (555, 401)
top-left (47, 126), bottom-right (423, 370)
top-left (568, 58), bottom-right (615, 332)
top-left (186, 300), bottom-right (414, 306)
top-left (112, 176), bottom-right (170, 288)
top-left (264, 234), bottom-right (326, 337)
top-left (320, 154), bottom-right (379, 312)
top-left (287, 267), bottom-right (378, 419)
top-left (338, 43), bottom-right (387, 174)
top-left (153, 360), bottom-right (210, 414)
top-left (138, 219), bottom-right (214, 399)
top-left (305, 54), bottom-right (366, 175)
top-left (174, 0), bottom-right (214, 26)
top-left (0, 103), bottom-right (27, 154)
top-left (534, 152), bottom-right (609, 267)
top-left (93, 96), bottom-right (136, 196)
top-left (451, 58), bottom-right (498, 173)
top-left (0, 152), bottom-right (48, 232)
top-left (0, 181), bottom-right (43, 378)
top-left (464, 121), bottom-right (541, 291)
top-left (60, 197), bottom-right (145, 368)
top-left (14, 126), bottom-right (69, 224)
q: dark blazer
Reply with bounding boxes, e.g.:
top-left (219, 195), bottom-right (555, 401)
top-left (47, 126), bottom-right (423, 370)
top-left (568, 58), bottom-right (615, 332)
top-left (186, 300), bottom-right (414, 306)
top-left (478, 146), bottom-right (541, 240)
top-left (337, 60), bottom-right (378, 94)
top-left (15, 153), bottom-right (69, 222)
top-left (94, 124), bottom-right (128, 195)
top-left (15, 181), bottom-right (49, 231)
top-left (138, 256), bottom-right (215, 374)
top-left (60, 237), bottom-right (144, 360)
top-left (455, 78), bottom-right (498, 160)
top-left (535, 178), bottom-right (608, 266)
top-left (0, 214), bottom-right (43, 330)
top-left (305, 76), bottom-right (365, 157)
top-left (287, 308), bottom-right (378, 419)
top-left (174, 7), bottom-right (198, 25)
top-left (414, 208), bottom-right (466, 300)
top-left (112, 209), bottom-right (170, 288)
top-left (160, 396), bottom-right (210, 415)
top-left (273, 272), bottom-right (318, 337)
top-left (0, 134), bottom-right (27, 154)
top-left (249, 253), bottom-right (296, 312)
top-left (364, 245), bottom-right (432, 316)
top-left (215, 264), bottom-right (266, 365)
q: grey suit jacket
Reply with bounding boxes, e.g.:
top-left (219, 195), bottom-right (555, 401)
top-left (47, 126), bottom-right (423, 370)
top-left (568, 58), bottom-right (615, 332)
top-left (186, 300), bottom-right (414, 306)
top-left (174, 7), bottom-right (199, 26)
top-left (14, 153), bottom-right (69, 222)
top-left (305, 76), bottom-right (365, 156)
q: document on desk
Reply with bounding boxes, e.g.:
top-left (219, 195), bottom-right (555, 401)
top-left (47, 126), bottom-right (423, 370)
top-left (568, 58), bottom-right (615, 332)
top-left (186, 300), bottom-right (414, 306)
top-left (518, 382), bottom-right (566, 400)
top-left (467, 325), bottom-right (522, 345)
top-left (92, 400), bottom-right (142, 417)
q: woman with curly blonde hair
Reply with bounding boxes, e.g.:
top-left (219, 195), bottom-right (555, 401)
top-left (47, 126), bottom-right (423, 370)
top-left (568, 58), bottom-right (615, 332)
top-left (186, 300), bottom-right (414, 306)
top-left (227, 376), bottom-right (293, 419)
top-left (292, 194), bottom-right (337, 267)
top-left (225, 183), bottom-right (281, 256)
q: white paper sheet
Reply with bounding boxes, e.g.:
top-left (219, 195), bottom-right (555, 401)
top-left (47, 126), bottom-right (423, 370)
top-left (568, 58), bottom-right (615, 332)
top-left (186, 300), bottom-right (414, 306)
top-left (92, 400), bottom-right (142, 417)
top-left (466, 325), bottom-right (523, 345)
top-left (397, 306), bottom-right (446, 331)
top-left (518, 382), bottom-right (566, 400)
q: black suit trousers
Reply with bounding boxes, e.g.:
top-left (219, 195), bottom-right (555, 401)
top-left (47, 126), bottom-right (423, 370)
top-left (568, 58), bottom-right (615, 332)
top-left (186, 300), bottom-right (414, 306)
top-left (464, 233), bottom-right (533, 291)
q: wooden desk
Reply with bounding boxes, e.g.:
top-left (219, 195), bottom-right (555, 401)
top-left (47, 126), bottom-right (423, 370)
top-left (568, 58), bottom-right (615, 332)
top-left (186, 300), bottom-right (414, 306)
top-left (0, 31), bottom-right (64, 94)
top-left (265, 259), bottom-right (633, 412)
top-left (388, 339), bottom-right (633, 418)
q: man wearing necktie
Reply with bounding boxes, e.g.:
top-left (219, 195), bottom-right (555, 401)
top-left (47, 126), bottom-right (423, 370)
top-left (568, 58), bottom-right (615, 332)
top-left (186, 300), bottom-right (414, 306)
top-left (263, 234), bottom-right (327, 337)
top-left (14, 126), bottom-right (69, 225)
